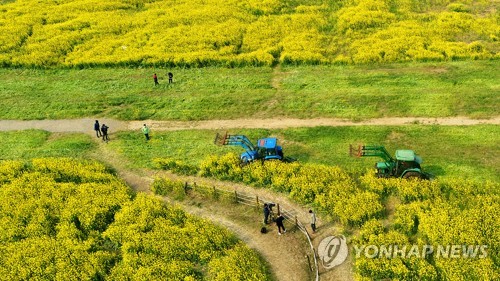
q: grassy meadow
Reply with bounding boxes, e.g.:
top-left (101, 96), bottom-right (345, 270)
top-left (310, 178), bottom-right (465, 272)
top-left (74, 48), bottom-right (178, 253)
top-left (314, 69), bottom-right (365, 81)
top-left (0, 130), bottom-right (95, 159)
top-left (0, 60), bottom-right (498, 120)
top-left (1, 124), bottom-right (498, 181)
top-left (104, 125), bottom-right (499, 182)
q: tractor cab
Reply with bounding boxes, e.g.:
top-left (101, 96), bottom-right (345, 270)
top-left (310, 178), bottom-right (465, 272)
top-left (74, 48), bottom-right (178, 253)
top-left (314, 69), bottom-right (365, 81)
top-left (242, 138), bottom-right (283, 162)
top-left (351, 145), bottom-right (431, 180)
top-left (255, 138), bottom-right (283, 160)
top-left (216, 133), bottom-right (288, 164)
top-left (394, 150), bottom-right (422, 175)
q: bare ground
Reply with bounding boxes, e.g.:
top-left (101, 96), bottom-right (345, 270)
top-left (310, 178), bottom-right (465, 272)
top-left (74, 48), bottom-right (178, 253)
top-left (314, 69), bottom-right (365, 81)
top-left (0, 116), bottom-right (498, 133)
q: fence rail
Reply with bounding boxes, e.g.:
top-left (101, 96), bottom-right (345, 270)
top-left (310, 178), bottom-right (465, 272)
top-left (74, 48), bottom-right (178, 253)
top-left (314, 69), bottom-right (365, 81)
top-left (182, 181), bottom-right (320, 281)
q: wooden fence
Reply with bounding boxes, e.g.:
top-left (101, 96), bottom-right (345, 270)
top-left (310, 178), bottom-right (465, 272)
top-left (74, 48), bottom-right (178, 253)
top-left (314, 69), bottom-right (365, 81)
top-left (183, 181), bottom-right (320, 281)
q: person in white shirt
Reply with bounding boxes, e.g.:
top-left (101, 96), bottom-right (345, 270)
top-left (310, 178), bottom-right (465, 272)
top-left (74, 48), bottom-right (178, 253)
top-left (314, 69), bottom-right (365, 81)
top-left (309, 209), bottom-right (316, 233)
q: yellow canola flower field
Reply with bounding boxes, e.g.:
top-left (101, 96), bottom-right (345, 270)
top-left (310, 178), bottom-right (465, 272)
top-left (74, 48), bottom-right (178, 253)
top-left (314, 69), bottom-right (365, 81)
top-left (193, 153), bottom-right (499, 280)
top-left (0, 0), bottom-right (497, 67)
top-left (0, 158), bottom-right (271, 281)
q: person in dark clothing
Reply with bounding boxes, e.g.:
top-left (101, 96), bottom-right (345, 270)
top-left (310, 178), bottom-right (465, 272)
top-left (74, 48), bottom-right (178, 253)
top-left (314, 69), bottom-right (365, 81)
top-left (153, 73), bottom-right (159, 85)
top-left (94, 120), bottom-right (102, 138)
top-left (275, 213), bottom-right (286, 235)
top-left (101, 124), bottom-right (109, 142)
top-left (263, 203), bottom-right (270, 224)
top-left (168, 72), bottom-right (173, 83)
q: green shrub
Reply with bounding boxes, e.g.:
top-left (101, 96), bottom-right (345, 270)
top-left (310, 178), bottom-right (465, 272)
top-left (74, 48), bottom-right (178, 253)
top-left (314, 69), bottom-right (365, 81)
top-left (153, 158), bottom-right (199, 175)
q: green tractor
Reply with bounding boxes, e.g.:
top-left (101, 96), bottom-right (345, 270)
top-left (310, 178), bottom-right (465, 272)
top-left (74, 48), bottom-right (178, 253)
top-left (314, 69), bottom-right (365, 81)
top-left (350, 145), bottom-right (431, 179)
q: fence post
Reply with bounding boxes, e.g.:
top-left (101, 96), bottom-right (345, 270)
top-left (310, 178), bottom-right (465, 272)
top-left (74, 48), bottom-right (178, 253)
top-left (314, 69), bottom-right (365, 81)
top-left (295, 215), bottom-right (298, 226)
top-left (277, 203), bottom-right (280, 215)
top-left (212, 186), bottom-right (217, 199)
top-left (184, 182), bottom-right (188, 193)
top-left (256, 196), bottom-right (260, 210)
top-left (234, 190), bottom-right (238, 203)
top-left (306, 255), bottom-right (313, 272)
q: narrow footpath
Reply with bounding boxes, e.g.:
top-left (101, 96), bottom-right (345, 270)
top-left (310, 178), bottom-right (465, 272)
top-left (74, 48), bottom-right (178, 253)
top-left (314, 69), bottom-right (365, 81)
top-left (0, 116), bottom-right (498, 133)
top-left (89, 140), bottom-right (347, 281)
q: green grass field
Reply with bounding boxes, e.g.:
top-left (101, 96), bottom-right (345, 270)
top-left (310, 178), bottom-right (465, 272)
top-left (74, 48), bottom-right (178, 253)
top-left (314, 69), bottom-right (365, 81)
top-left (1, 60), bottom-right (498, 120)
top-left (0, 130), bottom-right (95, 159)
top-left (2, 125), bottom-right (498, 181)
top-left (104, 125), bottom-right (499, 182)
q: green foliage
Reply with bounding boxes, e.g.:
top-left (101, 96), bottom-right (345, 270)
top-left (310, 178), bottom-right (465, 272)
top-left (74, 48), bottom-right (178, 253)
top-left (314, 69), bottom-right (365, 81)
top-left (107, 123), bottom-right (500, 182)
top-left (153, 158), bottom-right (199, 175)
top-left (151, 178), bottom-right (187, 200)
top-left (208, 242), bottom-right (271, 281)
top-left (0, 130), bottom-right (95, 159)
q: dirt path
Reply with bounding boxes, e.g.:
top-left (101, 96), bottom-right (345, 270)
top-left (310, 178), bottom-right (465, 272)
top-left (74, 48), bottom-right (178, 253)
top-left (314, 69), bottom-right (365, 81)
top-left (0, 116), bottom-right (498, 133)
top-left (90, 140), bottom-right (328, 281)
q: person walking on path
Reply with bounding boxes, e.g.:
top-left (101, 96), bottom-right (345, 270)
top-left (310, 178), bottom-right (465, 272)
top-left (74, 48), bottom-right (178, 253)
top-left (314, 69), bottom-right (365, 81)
top-left (276, 213), bottom-right (286, 235)
top-left (263, 203), bottom-right (271, 224)
top-left (94, 120), bottom-right (102, 138)
top-left (168, 72), bottom-right (173, 83)
top-left (309, 209), bottom-right (317, 233)
top-left (142, 124), bottom-right (150, 141)
top-left (153, 73), bottom-right (159, 86)
top-left (101, 124), bottom-right (109, 142)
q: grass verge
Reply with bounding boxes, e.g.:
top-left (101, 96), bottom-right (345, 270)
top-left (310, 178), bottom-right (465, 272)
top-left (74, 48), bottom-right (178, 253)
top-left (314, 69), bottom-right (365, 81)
top-left (107, 125), bottom-right (499, 182)
top-left (0, 130), bottom-right (95, 160)
top-left (0, 61), bottom-right (498, 120)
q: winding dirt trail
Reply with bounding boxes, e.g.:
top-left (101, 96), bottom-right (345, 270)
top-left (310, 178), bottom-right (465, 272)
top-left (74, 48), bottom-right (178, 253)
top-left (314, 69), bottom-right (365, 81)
top-left (89, 140), bottom-right (324, 281)
top-left (0, 116), bottom-right (498, 133)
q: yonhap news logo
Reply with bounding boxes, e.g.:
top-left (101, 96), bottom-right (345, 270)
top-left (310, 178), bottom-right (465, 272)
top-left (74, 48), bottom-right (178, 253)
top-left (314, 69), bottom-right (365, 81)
top-left (316, 235), bottom-right (488, 272)
top-left (317, 235), bottom-right (348, 269)
top-left (353, 244), bottom-right (488, 259)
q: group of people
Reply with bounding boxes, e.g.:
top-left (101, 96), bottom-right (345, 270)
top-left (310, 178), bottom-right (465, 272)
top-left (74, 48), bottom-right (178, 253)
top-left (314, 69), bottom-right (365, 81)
top-left (94, 120), bottom-right (109, 142)
top-left (263, 203), bottom-right (317, 235)
top-left (153, 72), bottom-right (173, 85)
top-left (93, 120), bottom-right (152, 142)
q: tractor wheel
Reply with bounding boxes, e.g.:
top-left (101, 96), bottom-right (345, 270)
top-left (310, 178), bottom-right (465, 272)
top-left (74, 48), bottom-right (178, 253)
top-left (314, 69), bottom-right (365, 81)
top-left (403, 171), bottom-right (422, 179)
top-left (240, 156), bottom-right (249, 167)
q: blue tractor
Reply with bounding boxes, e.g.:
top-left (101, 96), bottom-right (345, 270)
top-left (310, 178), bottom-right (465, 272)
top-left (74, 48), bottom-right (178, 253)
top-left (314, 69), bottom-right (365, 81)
top-left (215, 132), bottom-right (293, 163)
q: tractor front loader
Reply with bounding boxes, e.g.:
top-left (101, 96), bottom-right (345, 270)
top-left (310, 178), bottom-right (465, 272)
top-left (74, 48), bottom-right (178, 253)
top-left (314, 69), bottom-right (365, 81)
top-left (350, 144), bottom-right (431, 179)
